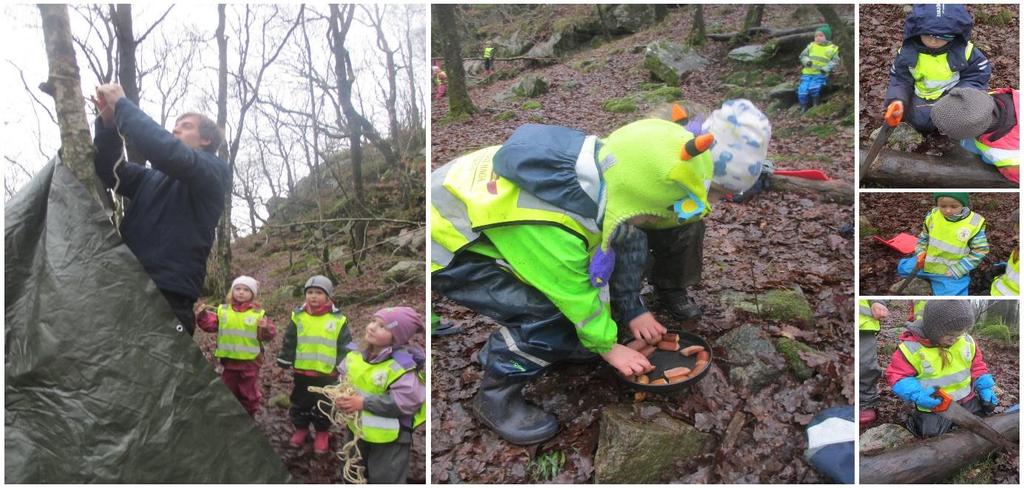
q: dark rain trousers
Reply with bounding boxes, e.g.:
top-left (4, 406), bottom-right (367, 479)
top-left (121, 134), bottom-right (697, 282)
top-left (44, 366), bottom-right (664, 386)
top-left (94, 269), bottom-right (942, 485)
top-left (358, 434), bottom-right (412, 484)
top-left (859, 331), bottom-right (881, 408)
top-left (907, 395), bottom-right (987, 438)
top-left (289, 374), bottom-right (336, 431)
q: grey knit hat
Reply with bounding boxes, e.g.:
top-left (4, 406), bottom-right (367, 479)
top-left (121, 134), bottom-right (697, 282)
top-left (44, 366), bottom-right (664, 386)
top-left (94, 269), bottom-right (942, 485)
top-left (931, 88), bottom-right (998, 140)
top-left (304, 275), bottom-right (334, 296)
top-left (921, 300), bottom-right (974, 343)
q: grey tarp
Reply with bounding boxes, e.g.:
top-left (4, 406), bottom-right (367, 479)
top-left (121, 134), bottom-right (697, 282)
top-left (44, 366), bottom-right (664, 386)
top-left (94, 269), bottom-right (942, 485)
top-left (5, 159), bottom-right (292, 483)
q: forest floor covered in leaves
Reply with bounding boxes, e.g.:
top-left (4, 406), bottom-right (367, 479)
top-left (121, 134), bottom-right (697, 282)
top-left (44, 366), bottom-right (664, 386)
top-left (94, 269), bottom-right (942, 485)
top-left (864, 300), bottom-right (1019, 483)
top-left (858, 192), bottom-right (1018, 295)
top-left (858, 4), bottom-right (1019, 150)
top-left (432, 5), bottom-right (855, 483)
top-left (191, 170), bottom-right (427, 483)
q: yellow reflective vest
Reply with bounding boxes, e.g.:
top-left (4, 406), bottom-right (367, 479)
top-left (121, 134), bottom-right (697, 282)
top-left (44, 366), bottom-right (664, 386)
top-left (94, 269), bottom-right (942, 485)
top-left (923, 208), bottom-right (984, 275)
top-left (898, 335), bottom-right (976, 412)
top-left (292, 309), bottom-right (347, 374)
top-left (908, 42), bottom-right (975, 100)
top-left (430, 144), bottom-right (602, 273)
top-left (801, 42), bottom-right (839, 76)
top-left (215, 305), bottom-right (266, 360)
top-left (344, 351), bottom-right (425, 443)
top-left (858, 299), bottom-right (880, 332)
top-left (911, 300), bottom-right (925, 322)
top-left (991, 249), bottom-right (1020, 296)
top-left (483, 47), bottom-right (494, 59)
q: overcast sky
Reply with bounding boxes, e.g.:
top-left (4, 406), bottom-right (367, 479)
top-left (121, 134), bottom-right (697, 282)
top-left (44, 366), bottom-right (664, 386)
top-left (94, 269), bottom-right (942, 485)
top-left (1, 3), bottom-right (427, 234)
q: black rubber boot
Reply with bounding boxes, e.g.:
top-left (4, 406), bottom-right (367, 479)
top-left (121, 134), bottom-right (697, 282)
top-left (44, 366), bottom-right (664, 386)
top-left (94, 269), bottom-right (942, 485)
top-left (812, 94), bottom-right (822, 107)
top-left (472, 372), bottom-right (559, 445)
top-left (657, 288), bottom-right (702, 321)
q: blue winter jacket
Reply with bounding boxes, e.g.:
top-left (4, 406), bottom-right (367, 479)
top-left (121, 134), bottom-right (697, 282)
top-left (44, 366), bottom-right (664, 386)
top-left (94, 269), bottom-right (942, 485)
top-left (883, 4), bottom-right (990, 107)
top-left (93, 98), bottom-right (230, 299)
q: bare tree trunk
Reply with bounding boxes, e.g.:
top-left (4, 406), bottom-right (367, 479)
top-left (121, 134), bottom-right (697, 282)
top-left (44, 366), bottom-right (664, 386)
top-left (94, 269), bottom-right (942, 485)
top-left (37, 4), bottom-right (109, 209)
top-left (434, 5), bottom-right (475, 118)
top-left (209, 4), bottom-right (232, 295)
top-left (329, 5), bottom-right (364, 203)
top-left (367, 5), bottom-right (402, 165)
top-left (299, 7), bottom-right (325, 220)
top-left (816, 5), bottom-right (854, 87)
top-left (733, 5), bottom-right (765, 46)
top-left (402, 13), bottom-right (422, 139)
top-left (687, 5), bottom-right (707, 47)
top-left (110, 5), bottom-right (147, 163)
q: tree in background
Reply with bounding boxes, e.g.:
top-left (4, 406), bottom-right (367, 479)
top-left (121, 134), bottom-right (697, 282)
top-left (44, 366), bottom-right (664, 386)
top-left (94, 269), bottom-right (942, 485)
top-left (433, 5), bottom-right (475, 118)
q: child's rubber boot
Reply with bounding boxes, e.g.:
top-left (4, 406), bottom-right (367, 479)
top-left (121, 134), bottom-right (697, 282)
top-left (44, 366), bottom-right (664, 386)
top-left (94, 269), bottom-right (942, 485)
top-left (812, 95), bottom-right (822, 107)
top-left (656, 288), bottom-right (702, 321)
top-left (799, 101), bottom-right (809, 113)
top-left (313, 431), bottom-right (331, 454)
top-left (289, 427), bottom-right (309, 447)
top-left (472, 372), bottom-right (558, 445)
top-left (859, 408), bottom-right (877, 428)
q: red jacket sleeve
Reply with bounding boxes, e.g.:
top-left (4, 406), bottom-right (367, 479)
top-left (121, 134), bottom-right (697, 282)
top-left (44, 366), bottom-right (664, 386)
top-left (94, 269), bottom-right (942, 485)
top-left (970, 346), bottom-right (990, 380)
top-left (196, 309), bottom-right (219, 333)
top-left (885, 348), bottom-right (919, 387)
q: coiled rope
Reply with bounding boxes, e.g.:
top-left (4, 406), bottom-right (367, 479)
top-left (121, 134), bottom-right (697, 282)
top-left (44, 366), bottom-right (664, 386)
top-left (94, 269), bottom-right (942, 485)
top-left (309, 381), bottom-right (367, 484)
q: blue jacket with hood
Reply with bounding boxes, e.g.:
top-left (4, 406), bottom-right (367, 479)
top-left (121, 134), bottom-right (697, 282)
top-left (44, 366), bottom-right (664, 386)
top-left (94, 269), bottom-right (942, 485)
top-left (883, 4), bottom-right (990, 107)
top-left (93, 98), bottom-right (230, 300)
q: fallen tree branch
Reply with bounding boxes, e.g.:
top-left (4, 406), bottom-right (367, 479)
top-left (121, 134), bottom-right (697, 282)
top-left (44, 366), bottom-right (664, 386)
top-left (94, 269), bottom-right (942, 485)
top-left (347, 275), bottom-right (420, 307)
top-left (767, 174), bottom-right (854, 205)
top-left (860, 411), bottom-right (1019, 484)
top-left (265, 217), bottom-right (424, 227)
top-left (859, 149), bottom-right (1015, 188)
top-left (708, 24), bottom-right (820, 41)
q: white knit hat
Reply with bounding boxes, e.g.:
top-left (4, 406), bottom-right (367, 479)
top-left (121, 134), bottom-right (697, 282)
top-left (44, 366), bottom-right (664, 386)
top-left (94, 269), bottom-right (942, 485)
top-left (231, 275), bottom-right (259, 296)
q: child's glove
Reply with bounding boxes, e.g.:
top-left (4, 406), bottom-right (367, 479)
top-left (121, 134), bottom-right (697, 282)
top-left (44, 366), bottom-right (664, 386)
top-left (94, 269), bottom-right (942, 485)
top-left (975, 373), bottom-right (998, 406)
top-left (892, 377), bottom-right (942, 409)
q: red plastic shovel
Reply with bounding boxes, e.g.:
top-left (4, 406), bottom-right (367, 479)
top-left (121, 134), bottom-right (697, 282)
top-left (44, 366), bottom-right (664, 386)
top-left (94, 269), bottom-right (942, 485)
top-left (873, 233), bottom-right (918, 255)
top-left (774, 169), bottom-right (829, 181)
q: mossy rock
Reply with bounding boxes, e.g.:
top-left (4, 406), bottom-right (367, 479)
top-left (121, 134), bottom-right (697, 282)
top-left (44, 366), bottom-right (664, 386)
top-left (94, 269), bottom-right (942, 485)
top-left (805, 98), bottom-right (846, 119)
top-left (438, 112), bottom-right (472, 125)
top-left (639, 85), bottom-right (682, 103)
top-left (775, 337), bottom-right (815, 381)
top-left (639, 82), bottom-right (666, 91)
top-left (573, 58), bottom-right (606, 74)
top-left (269, 393), bottom-right (291, 409)
top-left (722, 83), bottom-right (765, 101)
top-left (722, 288), bottom-right (814, 325)
top-left (602, 96), bottom-right (637, 113)
top-left (494, 111), bottom-right (516, 121)
top-left (521, 100), bottom-right (542, 110)
top-left (974, 323), bottom-right (1013, 344)
top-left (594, 403), bottom-right (712, 483)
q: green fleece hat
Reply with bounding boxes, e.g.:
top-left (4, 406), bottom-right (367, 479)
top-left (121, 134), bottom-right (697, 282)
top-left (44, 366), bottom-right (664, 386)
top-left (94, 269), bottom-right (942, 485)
top-left (933, 192), bottom-right (969, 208)
top-left (597, 118), bottom-right (714, 251)
top-left (817, 24), bottom-right (832, 41)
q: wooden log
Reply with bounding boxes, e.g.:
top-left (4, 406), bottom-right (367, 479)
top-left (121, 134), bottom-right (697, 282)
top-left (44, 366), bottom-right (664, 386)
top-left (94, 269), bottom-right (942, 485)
top-left (707, 24), bottom-right (821, 41)
top-left (766, 173), bottom-right (854, 205)
top-left (859, 149), bottom-right (1015, 188)
top-left (860, 411), bottom-right (1019, 484)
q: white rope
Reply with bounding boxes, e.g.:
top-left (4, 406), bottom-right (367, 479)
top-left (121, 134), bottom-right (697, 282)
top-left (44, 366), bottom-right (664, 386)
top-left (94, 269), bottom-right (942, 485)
top-left (108, 130), bottom-right (128, 235)
top-left (309, 381), bottom-right (367, 484)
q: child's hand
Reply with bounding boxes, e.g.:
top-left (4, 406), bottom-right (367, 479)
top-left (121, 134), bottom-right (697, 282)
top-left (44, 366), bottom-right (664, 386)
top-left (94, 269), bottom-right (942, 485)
top-left (335, 394), bottom-right (364, 413)
top-left (628, 312), bottom-right (666, 344)
top-left (193, 299), bottom-right (208, 316)
top-left (600, 344), bottom-right (653, 377)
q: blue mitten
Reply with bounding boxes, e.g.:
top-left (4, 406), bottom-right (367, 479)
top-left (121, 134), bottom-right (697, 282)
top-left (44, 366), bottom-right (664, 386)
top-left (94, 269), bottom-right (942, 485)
top-left (975, 374), bottom-right (998, 405)
top-left (892, 377), bottom-right (941, 410)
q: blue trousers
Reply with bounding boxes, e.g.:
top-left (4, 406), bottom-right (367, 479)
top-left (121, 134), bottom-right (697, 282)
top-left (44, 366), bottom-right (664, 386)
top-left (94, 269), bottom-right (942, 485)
top-left (897, 253), bottom-right (970, 296)
top-left (797, 74), bottom-right (827, 106)
top-left (905, 95), bottom-right (938, 133)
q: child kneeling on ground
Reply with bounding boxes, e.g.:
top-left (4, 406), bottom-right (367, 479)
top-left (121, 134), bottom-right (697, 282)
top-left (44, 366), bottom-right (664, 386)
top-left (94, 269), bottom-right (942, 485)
top-left (277, 275), bottom-right (350, 454)
top-left (334, 307), bottom-right (426, 484)
top-left (931, 87), bottom-right (1020, 184)
top-left (885, 300), bottom-right (998, 438)
top-left (897, 192), bottom-right (989, 296)
top-left (194, 275), bottom-right (275, 416)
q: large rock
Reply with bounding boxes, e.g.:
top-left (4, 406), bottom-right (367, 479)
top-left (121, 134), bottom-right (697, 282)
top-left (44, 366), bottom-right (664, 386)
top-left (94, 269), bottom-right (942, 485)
top-left (889, 277), bottom-right (931, 296)
top-left (868, 122), bottom-right (924, 152)
top-left (604, 5), bottom-right (666, 34)
top-left (860, 423), bottom-right (914, 454)
top-left (594, 403), bottom-right (712, 483)
top-left (392, 227), bottom-right (425, 255)
top-left (728, 44), bottom-right (771, 63)
top-left (493, 74), bottom-right (549, 102)
top-left (492, 30), bottom-right (533, 57)
top-left (768, 82), bottom-right (798, 106)
top-left (715, 324), bottom-right (786, 392)
top-left (720, 287), bottom-right (814, 325)
top-left (386, 260), bottom-right (423, 283)
top-left (775, 337), bottom-right (816, 381)
top-left (643, 41), bottom-right (709, 85)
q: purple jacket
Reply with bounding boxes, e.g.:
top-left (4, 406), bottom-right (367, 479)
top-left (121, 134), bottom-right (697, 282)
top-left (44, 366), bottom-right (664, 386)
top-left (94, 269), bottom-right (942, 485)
top-left (339, 344), bottom-right (425, 439)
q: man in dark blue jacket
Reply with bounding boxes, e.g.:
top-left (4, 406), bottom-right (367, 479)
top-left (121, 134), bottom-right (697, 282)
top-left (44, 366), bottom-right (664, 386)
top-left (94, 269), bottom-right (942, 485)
top-left (883, 4), bottom-right (990, 134)
top-left (93, 84), bottom-right (230, 334)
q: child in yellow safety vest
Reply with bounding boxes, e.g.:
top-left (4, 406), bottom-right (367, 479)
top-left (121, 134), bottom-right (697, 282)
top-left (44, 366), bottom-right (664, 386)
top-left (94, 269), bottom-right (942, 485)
top-left (334, 306), bottom-right (426, 484)
top-left (858, 300), bottom-right (888, 427)
top-left (797, 24), bottom-right (839, 112)
top-left (886, 300), bottom-right (997, 437)
top-left (991, 209), bottom-right (1019, 296)
top-left (194, 275), bottom-right (275, 417)
top-left (931, 87), bottom-right (1020, 184)
top-left (276, 275), bottom-right (350, 454)
top-left (896, 193), bottom-right (989, 296)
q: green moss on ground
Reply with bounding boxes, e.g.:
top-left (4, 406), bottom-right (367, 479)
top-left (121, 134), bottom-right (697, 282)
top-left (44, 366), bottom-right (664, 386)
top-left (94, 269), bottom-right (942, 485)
top-left (775, 337), bottom-right (815, 381)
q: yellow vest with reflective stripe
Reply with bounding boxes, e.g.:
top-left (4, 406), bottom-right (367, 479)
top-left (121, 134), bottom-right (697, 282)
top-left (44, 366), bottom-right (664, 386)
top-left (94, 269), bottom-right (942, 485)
top-left (911, 300), bottom-right (925, 322)
top-left (909, 42), bottom-right (975, 100)
top-left (292, 310), bottom-right (347, 374)
top-left (991, 249), bottom-right (1020, 296)
top-left (430, 145), bottom-right (602, 272)
top-left (973, 138), bottom-right (1018, 168)
top-left (923, 208), bottom-right (984, 275)
top-left (215, 305), bottom-right (265, 360)
top-left (898, 335), bottom-right (976, 412)
top-left (483, 47), bottom-right (494, 59)
top-left (344, 351), bottom-right (423, 443)
top-left (858, 299), bottom-right (880, 332)
top-left (802, 42), bottom-right (838, 75)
